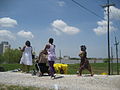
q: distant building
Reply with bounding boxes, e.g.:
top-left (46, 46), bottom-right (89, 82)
top-left (0, 41), bottom-right (11, 54)
top-left (63, 56), bottom-right (70, 60)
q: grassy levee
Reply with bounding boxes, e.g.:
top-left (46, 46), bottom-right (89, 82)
top-left (0, 64), bottom-right (21, 71)
top-left (0, 84), bottom-right (54, 90)
top-left (0, 63), bottom-right (120, 74)
top-left (68, 63), bottom-right (120, 75)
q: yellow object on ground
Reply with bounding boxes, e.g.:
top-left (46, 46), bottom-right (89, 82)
top-left (101, 72), bottom-right (107, 75)
top-left (54, 63), bottom-right (68, 74)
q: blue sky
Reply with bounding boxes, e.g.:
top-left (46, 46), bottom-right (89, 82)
top-left (0, 0), bottom-right (120, 58)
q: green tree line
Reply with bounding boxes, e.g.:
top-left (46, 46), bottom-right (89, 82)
top-left (0, 48), bottom-right (22, 64)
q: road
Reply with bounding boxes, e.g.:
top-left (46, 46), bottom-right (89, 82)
top-left (0, 72), bottom-right (120, 90)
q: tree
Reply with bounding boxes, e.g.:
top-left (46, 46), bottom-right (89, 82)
top-left (0, 54), bottom-right (5, 64)
top-left (2, 48), bottom-right (22, 63)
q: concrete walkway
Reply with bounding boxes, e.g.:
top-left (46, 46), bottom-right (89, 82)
top-left (0, 72), bottom-right (120, 90)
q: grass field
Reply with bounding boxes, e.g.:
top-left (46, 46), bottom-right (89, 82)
top-left (0, 84), bottom-right (54, 90)
top-left (0, 63), bottom-right (120, 75)
top-left (68, 63), bottom-right (120, 75)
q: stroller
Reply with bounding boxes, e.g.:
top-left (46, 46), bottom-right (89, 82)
top-left (33, 50), bottom-right (50, 76)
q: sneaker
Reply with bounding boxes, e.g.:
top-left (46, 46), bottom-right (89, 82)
top-left (51, 75), bottom-right (55, 80)
top-left (91, 73), bottom-right (94, 76)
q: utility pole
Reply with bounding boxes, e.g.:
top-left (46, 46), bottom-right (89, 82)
top-left (59, 50), bottom-right (62, 63)
top-left (111, 47), bottom-right (113, 75)
top-left (102, 0), bottom-right (115, 75)
top-left (114, 36), bottom-right (119, 75)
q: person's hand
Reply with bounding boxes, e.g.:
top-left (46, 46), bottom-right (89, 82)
top-left (19, 47), bottom-right (21, 49)
top-left (43, 50), bottom-right (48, 55)
top-left (46, 44), bottom-right (50, 49)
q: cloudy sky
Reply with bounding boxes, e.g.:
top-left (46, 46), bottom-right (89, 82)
top-left (0, 0), bottom-right (120, 58)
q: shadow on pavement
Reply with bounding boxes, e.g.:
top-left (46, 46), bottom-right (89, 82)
top-left (54, 76), bottom-right (64, 79)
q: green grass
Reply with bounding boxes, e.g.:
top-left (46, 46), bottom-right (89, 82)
top-left (0, 63), bottom-right (120, 75)
top-left (0, 84), bottom-right (54, 90)
top-left (0, 64), bottom-right (34, 71)
top-left (0, 64), bottom-right (21, 71)
top-left (68, 63), bottom-right (120, 75)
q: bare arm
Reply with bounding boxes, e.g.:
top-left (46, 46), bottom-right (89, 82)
top-left (44, 44), bottom-right (50, 54)
top-left (19, 46), bottom-right (26, 52)
top-left (31, 46), bottom-right (33, 55)
top-left (44, 44), bottom-right (50, 50)
top-left (38, 51), bottom-right (42, 60)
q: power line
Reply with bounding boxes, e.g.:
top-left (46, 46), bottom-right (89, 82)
top-left (84, 0), bottom-right (105, 5)
top-left (114, 0), bottom-right (120, 3)
top-left (110, 0), bottom-right (120, 7)
top-left (71, 0), bottom-right (104, 19)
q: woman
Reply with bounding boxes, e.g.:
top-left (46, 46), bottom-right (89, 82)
top-left (44, 38), bottom-right (56, 79)
top-left (78, 45), bottom-right (93, 76)
top-left (19, 40), bottom-right (33, 73)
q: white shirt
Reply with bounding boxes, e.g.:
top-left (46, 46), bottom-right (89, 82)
top-left (47, 44), bottom-right (56, 61)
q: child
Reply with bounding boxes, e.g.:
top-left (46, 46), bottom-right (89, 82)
top-left (19, 40), bottom-right (33, 73)
top-left (78, 45), bottom-right (93, 76)
top-left (35, 50), bottom-right (49, 76)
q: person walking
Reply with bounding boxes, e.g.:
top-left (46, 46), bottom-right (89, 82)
top-left (78, 45), bottom-right (94, 76)
top-left (19, 40), bottom-right (33, 73)
top-left (44, 38), bottom-right (56, 79)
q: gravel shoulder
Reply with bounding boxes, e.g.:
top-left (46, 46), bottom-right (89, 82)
top-left (0, 72), bottom-right (120, 90)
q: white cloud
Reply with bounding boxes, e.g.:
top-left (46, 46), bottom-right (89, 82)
top-left (104, 6), bottom-right (120, 20)
top-left (0, 30), bottom-right (16, 40)
top-left (93, 20), bottom-right (116, 35)
top-left (51, 19), bottom-right (80, 35)
top-left (57, 1), bottom-right (65, 7)
top-left (110, 6), bottom-right (120, 20)
top-left (0, 17), bottom-right (17, 28)
top-left (17, 30), bottom-right (34, 39)
top-left (93, 6), bottom-right (119, 35)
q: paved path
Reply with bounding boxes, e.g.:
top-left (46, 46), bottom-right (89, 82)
top-left (0, 72), bottom-right (120, 90)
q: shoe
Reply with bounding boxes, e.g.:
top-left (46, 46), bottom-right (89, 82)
top-left (51, 75), bottom-right (55, 80)
top-left (91, 73), bottom-right (94, 76)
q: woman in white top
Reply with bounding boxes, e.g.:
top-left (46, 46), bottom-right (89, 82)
top-left (19, 40), bottom-right (33, 73)
top-left (44, 38), bottom-right (56, 78)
